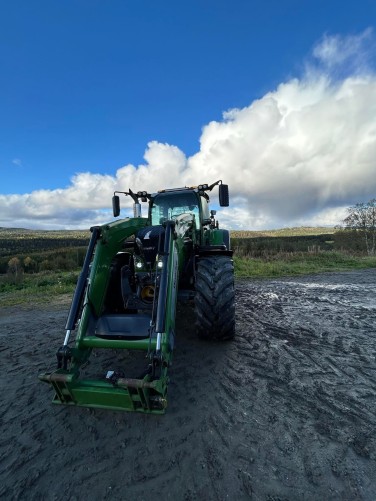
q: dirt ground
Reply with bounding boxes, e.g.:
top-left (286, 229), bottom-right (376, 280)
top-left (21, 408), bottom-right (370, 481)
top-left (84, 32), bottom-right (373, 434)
top-left (1, 269), bottom-right (376, 500)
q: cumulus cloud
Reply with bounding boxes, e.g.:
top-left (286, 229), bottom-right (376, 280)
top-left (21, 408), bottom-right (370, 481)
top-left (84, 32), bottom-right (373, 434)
top-left (0, 143), bottom-right (188, 228)
top-left (187, 74), bottom-right (376, 227)
top-left (1, 29), bottom-right (376, 230)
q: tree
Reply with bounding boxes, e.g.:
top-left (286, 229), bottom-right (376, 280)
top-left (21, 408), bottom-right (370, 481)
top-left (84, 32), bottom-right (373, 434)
top-left (39, 259), bottom-right (53, 271)
top-left (8, 256), bottom-right (22, 275)
top-left (24, 256), bottom-right (37, 273)
top-left (7, 256), bottom-right (23, 283)
top-left (342, 198), bottom-right (376, 255)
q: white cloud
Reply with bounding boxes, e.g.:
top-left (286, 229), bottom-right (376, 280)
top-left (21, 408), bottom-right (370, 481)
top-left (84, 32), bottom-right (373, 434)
top-left (296, 206), bottom-right (348, 228)
top-left (1, 30), bottom-right (376, 230)
top-left (0, 142), bottom-right (188, 228)
top-left (12, 158), bottom-right (23, 167)
top-left (312, 28), bottom-right (375, 75)
top-left (115, 141), bottom-right (187, 194)
top-left (216, 201), bottom-right (275, 231)
top-left (187, 73), bottom-right (376, 225)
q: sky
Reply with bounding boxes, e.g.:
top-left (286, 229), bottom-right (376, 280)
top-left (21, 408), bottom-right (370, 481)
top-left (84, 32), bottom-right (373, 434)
top-left (1, 0), bottom-right (376, 230)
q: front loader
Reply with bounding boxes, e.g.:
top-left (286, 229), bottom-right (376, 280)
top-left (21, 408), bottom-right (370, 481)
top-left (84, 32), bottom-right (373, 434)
top-left (39, 181), bottom-right (235, 414)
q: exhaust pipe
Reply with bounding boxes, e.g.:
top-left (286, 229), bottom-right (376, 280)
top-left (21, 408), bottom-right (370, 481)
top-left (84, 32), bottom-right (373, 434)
top-left (133, 203), bottom-right (142, 217)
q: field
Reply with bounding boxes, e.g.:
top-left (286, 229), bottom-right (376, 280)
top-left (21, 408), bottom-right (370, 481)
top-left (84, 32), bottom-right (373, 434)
top-left (231, 226), bottom-right (336, 238)
top-left (0, 227), bottom-right (90, 273)
top-left (1, 269), bottom-right (375, 500)
top-left (0, 226), bottom-right (375, 306)
top-left (0, 227), bottom-right (89, 256)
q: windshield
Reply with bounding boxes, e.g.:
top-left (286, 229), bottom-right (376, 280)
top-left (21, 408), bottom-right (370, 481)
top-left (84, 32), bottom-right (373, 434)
top-left (151, 191), bottom-right (200, 228)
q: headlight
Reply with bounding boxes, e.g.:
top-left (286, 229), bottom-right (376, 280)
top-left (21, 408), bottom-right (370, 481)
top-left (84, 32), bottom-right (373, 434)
top-left (134, 255), bottom-right (144, 270)
top-left (156, 254), bottom-right (163, 269)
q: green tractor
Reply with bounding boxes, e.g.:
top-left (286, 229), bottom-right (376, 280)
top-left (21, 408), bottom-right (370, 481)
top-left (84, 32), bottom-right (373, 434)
top-left (39, 180), bottom-right (235, 414)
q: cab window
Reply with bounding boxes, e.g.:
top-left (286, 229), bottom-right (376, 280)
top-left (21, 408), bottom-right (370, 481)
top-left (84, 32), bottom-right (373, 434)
top-left (201, 197), bottom-right (209, 220)
top-left (151, 192), bottom-right (200, 228)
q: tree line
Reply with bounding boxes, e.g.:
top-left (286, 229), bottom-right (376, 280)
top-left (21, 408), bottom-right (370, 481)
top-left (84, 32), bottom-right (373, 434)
top-left (339, 198), bottom-right (376, 256)
top-left (2, 247), bottom-right (87, 278)
top-left (0, 236), bottom-right (90, 258)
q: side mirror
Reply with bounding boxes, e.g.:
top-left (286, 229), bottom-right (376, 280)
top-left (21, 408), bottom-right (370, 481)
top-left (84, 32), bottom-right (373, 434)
top-left (219, 184), bottom-right (229, 207)
top-left (112, 195), bottom-right (120, 217)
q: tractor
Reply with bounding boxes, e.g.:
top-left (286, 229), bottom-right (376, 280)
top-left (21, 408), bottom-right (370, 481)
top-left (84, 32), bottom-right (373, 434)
top-left (39, 180), bottom-right (235, 414)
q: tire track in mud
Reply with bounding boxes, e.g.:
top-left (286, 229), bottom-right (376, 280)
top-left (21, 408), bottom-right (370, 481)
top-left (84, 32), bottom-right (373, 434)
top-left (0, 270), bottom-right (376, 500)
top-left (232, 271), bottom-right (376, 500)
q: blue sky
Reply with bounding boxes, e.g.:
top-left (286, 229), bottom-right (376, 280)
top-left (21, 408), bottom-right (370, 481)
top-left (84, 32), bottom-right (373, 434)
top-left (1, 1), bottom-right (376, 229)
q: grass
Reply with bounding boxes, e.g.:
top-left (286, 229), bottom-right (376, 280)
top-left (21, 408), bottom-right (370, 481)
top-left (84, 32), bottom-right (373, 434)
top-left (1, 252), bottom-right (376, 306)
top-left (0, 271), bottom-right (79, 307)
top-left (234, 252), bottom-right (376, 278)
top-left (230, 227), bottom-right (335, 238)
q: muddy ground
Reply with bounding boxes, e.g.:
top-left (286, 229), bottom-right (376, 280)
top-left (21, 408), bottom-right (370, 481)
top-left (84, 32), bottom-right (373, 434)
top-left (1, 269), bottom-right (376, 500)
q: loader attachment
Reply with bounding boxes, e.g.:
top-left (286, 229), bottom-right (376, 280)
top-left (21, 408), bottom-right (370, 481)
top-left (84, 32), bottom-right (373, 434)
top-left (39, 218), bottom-right (179, 414)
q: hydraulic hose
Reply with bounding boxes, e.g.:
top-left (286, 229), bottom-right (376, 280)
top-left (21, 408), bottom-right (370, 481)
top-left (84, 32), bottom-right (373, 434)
top-left (65, 226), bottom-right (100, 332)
top-left (155, 221), bottom-right (174, 334)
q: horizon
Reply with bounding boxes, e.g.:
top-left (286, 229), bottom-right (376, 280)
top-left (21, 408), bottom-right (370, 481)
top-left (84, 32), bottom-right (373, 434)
top-left (0, 224), bottom-right (336, 234)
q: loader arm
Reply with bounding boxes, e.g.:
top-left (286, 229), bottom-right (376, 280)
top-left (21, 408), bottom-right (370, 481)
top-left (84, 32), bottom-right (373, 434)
top-left (39, 218), bottom-right (180, 414)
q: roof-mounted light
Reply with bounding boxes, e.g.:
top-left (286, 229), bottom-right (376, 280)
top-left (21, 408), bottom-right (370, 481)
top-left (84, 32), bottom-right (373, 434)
top-left (136, 191), bottom-right (149, 201)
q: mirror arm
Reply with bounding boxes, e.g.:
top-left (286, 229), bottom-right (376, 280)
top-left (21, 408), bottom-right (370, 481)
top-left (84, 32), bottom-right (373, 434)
top-left (208, 180), bottom-right (222, 191)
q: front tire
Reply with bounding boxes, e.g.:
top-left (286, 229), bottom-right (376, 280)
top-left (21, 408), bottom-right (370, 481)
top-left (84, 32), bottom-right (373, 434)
top-left (194, 255), bottom-right (235, 340)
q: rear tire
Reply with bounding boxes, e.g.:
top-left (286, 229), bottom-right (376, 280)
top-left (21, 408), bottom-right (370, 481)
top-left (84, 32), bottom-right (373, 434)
top-left (195, 255), bottom-right (235, 340)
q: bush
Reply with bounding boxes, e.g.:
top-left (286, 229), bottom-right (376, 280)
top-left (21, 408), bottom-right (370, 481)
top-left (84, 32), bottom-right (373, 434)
top-left (333, 229), bottom-right (366, 253)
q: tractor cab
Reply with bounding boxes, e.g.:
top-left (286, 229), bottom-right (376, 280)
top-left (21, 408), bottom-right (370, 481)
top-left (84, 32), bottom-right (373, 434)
top-left (111, 181), bottom-right (228, 225)
top-left (150, 190), bottom-right (202, 227)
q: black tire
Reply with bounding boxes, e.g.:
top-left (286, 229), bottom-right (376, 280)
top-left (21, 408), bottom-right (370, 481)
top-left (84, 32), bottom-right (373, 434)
top-left (195, 255), bottom-right (235, 340)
